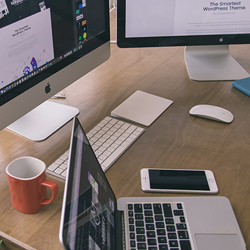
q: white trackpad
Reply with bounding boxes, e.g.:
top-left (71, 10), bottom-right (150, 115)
top-left (195, 234), bottom-right (242, 250)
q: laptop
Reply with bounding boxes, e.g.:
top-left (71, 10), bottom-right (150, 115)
top-left (59, 117), bottom-right (246, 250)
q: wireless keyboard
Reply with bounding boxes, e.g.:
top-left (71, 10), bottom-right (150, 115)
top-left (46, 116), bottom-right (145, 179)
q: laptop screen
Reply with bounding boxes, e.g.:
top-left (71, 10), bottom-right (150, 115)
top-left (60, 117), bottom-right (117, 250)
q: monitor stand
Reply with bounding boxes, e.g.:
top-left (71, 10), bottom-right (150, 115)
top-left (184, 45), bottom-right (250, 81)
top-left (7, 101), bottom-right (79, 141)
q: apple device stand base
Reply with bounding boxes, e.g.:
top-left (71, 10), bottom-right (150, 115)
top-left (7, 101), bottom-right (79, 141)
top-left (185, 45), bottom-right (250, 81)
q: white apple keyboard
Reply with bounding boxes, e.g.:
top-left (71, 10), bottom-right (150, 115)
top-left (46, 116), bottom-right (145, 179)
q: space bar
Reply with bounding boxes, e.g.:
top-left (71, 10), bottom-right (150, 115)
top-left (101, 146), bottom-right (125, 172)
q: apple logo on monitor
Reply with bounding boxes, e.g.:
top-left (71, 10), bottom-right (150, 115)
top-left (45, 83), bottom-right (51, 94)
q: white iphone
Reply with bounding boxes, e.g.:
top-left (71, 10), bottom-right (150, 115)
top-left (140, 168), bottom-right (218, 194)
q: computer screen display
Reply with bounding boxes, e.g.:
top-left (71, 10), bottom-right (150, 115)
top-left (0, 0), bottom-right (110, 136)
top-left (118, 0), bottom-right (250, 47)
top-left (60, 117), bottom-right (116, 250)
top-left (117, 0), bottom-right (250, 81)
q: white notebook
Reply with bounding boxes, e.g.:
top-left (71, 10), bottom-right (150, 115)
top-left (111, 90), bottom-right (173, 126)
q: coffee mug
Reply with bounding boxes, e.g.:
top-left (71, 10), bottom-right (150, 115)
top-left (6, 156), bottom-right (59, 214)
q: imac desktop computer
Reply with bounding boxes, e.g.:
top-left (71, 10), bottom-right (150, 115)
top-left (0, 0), bottom-right (110, 141)
top-left (117, 0), bottom-right (250, 81)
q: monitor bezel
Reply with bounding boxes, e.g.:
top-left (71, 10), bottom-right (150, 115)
top-left (117, 0), bottom-right (250, 48)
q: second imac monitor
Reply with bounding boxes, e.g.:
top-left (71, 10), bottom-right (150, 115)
top-left (117, 0), bottom-right (250, 81)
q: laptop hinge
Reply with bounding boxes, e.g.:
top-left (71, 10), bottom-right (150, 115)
top-left (115, 210), bottom-right (126, 250)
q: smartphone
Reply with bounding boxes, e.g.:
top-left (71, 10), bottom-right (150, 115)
top-left (140, 168), bottom-right (218, 194)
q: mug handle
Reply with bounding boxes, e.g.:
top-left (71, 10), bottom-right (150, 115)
top-left (40, 179), bottom-right (59, 205)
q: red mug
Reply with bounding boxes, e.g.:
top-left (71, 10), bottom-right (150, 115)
top-left (6, 156), bottom-right (59, 214)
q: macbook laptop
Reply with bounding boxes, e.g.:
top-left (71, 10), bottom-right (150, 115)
top-left (59, 117), bottom-right (246, 250)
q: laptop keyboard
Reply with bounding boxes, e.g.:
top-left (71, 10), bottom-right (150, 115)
top-left (127, 202), bottom-right (192, 250)
top-left (47, 116), bottom-right (145, 179)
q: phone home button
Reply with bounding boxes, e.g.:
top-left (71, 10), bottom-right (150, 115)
top-left (208, 179), bottom-right (214, 183)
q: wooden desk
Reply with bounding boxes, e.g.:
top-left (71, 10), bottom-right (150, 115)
top-left (1, 10), bottom-right (250, 249)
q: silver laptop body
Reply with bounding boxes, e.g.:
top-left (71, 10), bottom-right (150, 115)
top-left (59, 117), bottom-right (246, 250)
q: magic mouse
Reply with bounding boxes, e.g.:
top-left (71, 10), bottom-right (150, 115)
top-left (189, 104), bottom-right (234, 123)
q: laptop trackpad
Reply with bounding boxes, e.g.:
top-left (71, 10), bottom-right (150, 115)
top-left (195, 234), bottom-right (242, 250)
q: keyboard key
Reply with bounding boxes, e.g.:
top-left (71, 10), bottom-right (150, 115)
top-left (47, 163), bottom-right (59, 171)
top-left (177, 203), bottom-right (183, 209)
top-left (178, 231), bottom-right (189, 239)
top-left (134, 204), bottom-right (143, 213)
top-left (168, 233), bottom-right (177, 239)
top-left (130, 233), bottom-right (135, 239)
top-left (180, 216), bottom-right (186, 222)
top-left (137, 243), bottom-right (146, 249)
top-left (55, 159), bottom-right (64, 165)
top-left (159, 245), bottom-right (168, 250)
top-left (145, 210), bottom-right (153, 216)
top-left (61, 170), bottom-right (67, 178)
top-left (55, 168), bottom-right (63, 174)
top-left (128, 211), bottom-right (133, 217)
top-left (166, 225), bottom-right (176, 232)
top-left (148, 247), bottom-right (157, 250)
top-left (137, 235), bottom-right (146, 242)
top-left (136, 221), bottom-right (144, 227)
top-left (155, 215), bottom-right (164, 221)
top-left (135, 214), bottom-right (143, 220)
top-left (177, 223), bottom-right (187, 230)
top-left (126, 125), bottom-right (137, 134)
top-left (144, 204), bottom-right (152, 209)
top-left (158, 237), bottom-right (167, 244)
top-left (147, 231), bottom-right (156, 238)
top-left (128, 204), bottom-right (133, 210)
top-left (180, 240), bottom-right (192, 250)
top-left (130, 240), bottom-right (136, 248)
top-left (157, 229), bottom-right (166, 236)
top-left (148, 239), bottom-right (157, 245)
top-left (146, 224), bottom-right (155, 230)
top-left (101, 146), bottom-right (126, 171)
top-left (169, 240), bottom-right (178, 248)
top-left (136, 228), bottom-right (145, 234)
top-left (153, 204), bottom-right (163, 214)
top-left (59, 154), bottom-right (68, 161)
top-left (129, 218), bottom-right (134, 224)
top-left (174, 210), bottom-right (184, 216)
top-left (163, 204), bottom-right (173, 217)
top-left (156, 222), bottom-right (165, 228)
top-left (165, 218), bottom-right (174, 224)
top-left (145, 217), bottom-right (154, 223)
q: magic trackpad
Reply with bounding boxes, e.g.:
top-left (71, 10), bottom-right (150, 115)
top-left (195, 234), bottom-right (242, 250)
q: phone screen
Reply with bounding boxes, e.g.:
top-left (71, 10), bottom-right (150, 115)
top-left (149, 169), bottom-right (210, 191)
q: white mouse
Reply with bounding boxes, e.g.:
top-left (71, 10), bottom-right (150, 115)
top-left (189, 104), bottom-right (234, 123)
